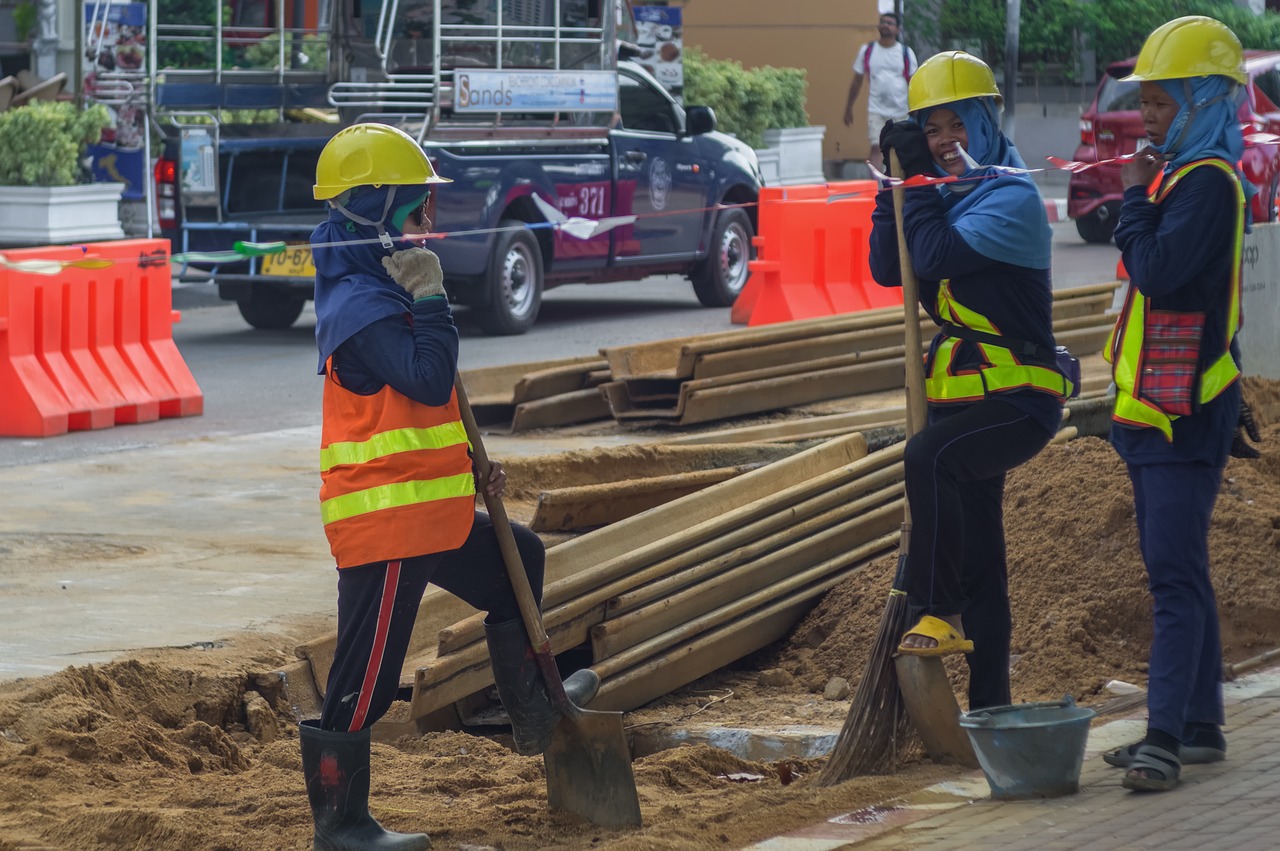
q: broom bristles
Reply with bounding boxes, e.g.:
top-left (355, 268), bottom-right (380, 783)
top-left (818, 587), bottom-right (917, 784)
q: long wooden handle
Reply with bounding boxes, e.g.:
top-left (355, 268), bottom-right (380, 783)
top-left (891, 150), bottom-right (928, 442)
top-left (453, 374), bottom-right (572, 704)
top-left (890, 150), bottom-right (927, 537)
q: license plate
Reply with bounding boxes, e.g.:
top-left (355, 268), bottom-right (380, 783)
top-left (261, 245), bottom-right (316, 278)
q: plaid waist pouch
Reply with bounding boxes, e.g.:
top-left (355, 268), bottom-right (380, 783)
top-left (1138, 309), bottom-right (1205, 417)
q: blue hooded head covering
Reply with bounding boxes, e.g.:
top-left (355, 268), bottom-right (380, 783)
top-left (913, 97), bottom-right (1053, 270)
top-left (1151, 74), bottom-right (1253, 228)
top-left (1152, 75), bottom-right (1244, 170)
top-left (311, 184), bottom-right (430, 374)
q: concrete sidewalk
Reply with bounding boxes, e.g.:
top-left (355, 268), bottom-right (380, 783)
top-left (750, 668), bottom-right (1280, 850)
top-left (0, 424), bottom-right (649, 680)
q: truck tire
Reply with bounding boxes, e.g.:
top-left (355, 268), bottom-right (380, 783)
top-left (691, 207), bottom-right (753, 307)
top-left (237, 290), bottom-right (306, 330)
top-left (1075, 202), bottom-right (1118, 244)
top-left (475, 219), bottom-right (543, 335)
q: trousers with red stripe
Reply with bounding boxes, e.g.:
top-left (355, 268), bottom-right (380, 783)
top-left (320, 511), bottom-right (543, 733)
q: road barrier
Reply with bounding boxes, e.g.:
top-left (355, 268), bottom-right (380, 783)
top-left (733, 181), bottom-right (904, 327)
top-left (0, 239), bottom-right (202, 437)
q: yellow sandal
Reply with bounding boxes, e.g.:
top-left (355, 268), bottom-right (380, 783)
top-left (896, 615), bottom-right (974, 657)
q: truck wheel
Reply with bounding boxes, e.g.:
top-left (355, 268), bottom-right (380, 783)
top-left (475, 219), bottom-right (543, 335)
top-left (1075, 203), bottom-right (1118, 244)
top-left (691, 208), bottom-right (753, 307)
top-left (237, 290), bottom-right (305, 330)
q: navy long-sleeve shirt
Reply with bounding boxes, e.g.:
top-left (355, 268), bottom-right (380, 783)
top-left (1111, 164), bottom-right (1242, 467)
top-left (329, 296), bottom-right (459, 406)
top-left (869, 185), bottom-right (1062, 434)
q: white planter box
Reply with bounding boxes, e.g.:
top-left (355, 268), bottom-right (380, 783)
top-left (757, 125), bottom-right (826, 186)
top-left (754, 147), bottom-right (781, 186)
top-left (0, 183), bottom-right (125, 245)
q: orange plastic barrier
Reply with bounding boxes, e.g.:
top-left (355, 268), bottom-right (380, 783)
top-left (85, 239), bottom-right (203, 418)
top-left (0, 239), bottom-right (202, 437)
top-left (733, 181), bottom-right (903, 326)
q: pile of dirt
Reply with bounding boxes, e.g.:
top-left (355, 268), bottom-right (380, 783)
top-left (0, 644), bottom-right (951, 850)
top-left (3, 383), bottom-right (1280, 850)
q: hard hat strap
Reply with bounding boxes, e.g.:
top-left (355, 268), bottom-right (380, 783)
top-left (331, 186), bottom-right (401, 249)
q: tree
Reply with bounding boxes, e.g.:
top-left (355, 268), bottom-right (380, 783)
top-left (908, 0), bottom-right (1280, 84)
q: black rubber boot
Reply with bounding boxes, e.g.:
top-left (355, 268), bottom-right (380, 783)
top-left (299, 720), bottom-right (431, 851)
top-left (484, 617), bottom-right (601, 756)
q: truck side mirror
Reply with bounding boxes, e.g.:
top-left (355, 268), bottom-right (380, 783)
top-left (618, 40), bottom-right (643, 60)
top-left (686, 105), bottom-right (717, 136)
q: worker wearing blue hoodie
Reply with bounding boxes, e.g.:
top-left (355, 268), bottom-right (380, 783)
top-left (870, 52), bottom-right (1072, 712)
top-left (299, 123), bottom-right (598, 851)
top-left (1100, 16), bottom-right (1261, 793)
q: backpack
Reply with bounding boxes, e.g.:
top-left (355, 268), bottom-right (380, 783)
top-left (863, 41), bottom-right (912, 82)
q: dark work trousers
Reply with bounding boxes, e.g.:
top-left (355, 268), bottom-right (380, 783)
top-left (1128, 460), bottom-right (1226, 738)
top-left (319, 511), bottom-right (545, 733)
top-left (902, 398), bottom-right (1053, 710)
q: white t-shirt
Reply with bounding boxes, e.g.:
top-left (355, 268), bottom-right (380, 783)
top-left (853, 41), bottom-right (918, 119)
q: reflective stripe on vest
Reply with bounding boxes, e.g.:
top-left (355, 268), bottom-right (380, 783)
top-left (320, 360), bottom-right (475, 568)
top-left (925, 279), bottom-right (1072, 403)
top-left (1103, 158), bottom-right (1244, 441)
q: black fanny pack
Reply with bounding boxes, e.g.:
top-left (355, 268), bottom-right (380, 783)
top-left (940, 322), bottom-right (1081, 399)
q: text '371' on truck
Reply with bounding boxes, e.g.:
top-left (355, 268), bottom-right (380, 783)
top-left (147, 0), bottom-right (763, 334)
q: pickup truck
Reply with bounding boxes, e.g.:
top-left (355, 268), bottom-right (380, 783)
top-left (158, 13), bottom-right (763, 335)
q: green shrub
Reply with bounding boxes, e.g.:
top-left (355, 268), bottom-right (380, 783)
top-left (683, 47), bottom-right (808, 149)
top-left (0, 101), bottom-right (112, 186)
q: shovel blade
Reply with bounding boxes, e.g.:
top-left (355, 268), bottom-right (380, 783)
top-left (543, 707), bottom-right (643, 827)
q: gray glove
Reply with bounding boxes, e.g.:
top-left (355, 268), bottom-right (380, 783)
top-left (381, 248), bottom-right (445, 300)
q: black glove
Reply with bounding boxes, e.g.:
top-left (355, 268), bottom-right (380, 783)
top-left (879, 119), bottom-right (935, 179)
top-left (1230, 398), bottom-right (1263, 459)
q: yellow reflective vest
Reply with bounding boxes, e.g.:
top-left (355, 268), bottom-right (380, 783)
top-left (1104, 158), bottom-right (1244, 442)
top-left (925, 279), bottom-right (1074, 404)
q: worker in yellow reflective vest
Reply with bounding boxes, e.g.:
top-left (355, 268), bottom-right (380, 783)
top-left (871, 52), bottom-right (1071, 712)
top-left (299, 124), bottom-right (598, 850)
top-left (1100, 16), bottom-right (1262, 793)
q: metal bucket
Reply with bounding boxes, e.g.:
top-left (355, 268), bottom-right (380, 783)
top-left (958, 697), bottom-right (1096, 800)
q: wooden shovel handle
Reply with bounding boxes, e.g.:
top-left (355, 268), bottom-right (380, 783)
top-left (453, 374), bottom-right (573, 708)
top-left (891, 150), bottom-right (929, 444)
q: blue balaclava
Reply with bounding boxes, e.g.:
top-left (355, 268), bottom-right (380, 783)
top-left (1152, 75), bottom-right (1244, 170)
top-left (1152, 75), bottom-right (1253, 226)
top-left (912, 97), bottom-right (1053, 270)
top-left (312, 184), bottom-right (431, 373)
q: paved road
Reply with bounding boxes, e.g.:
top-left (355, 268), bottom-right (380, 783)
top-left (0, 221), bottom-right (1118, 468)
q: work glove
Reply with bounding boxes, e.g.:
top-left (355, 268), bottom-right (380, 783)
top-left (381, 248), bottom-right (446, 300)
top-left (1230, 398), bottom-right (1263, 459)
top-left (879, 119), bottom-right (935, 179)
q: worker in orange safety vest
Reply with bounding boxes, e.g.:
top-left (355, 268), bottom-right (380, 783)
top-left (298, 123), bottom-right (598, 851)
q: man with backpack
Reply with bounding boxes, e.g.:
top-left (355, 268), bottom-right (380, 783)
top-left (843, 11), bottom-right (918, 169)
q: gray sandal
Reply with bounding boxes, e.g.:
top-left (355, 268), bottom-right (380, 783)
top-left (1122, 743), bottom-right (1181, 792)
top-left (1104, 739), bottom-right (1224, 768)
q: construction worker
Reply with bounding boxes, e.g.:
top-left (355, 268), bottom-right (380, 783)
top-left (1099, 16), bottom-right (1258, 793)
top-left (870, 52), bottom-right (1071, 711)
top-left (301, 123), bottom-right (599, 850)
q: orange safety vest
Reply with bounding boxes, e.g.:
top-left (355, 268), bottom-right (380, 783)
top-left (1104, 158), bottom-right (1244, 441)
top-left (319, 359), bottom-right (475, 568)
top-left (925, 279), bottom-right (1073, 404)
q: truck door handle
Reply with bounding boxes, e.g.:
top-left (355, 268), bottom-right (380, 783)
top-left (624, 150), bottom-right (648, 163)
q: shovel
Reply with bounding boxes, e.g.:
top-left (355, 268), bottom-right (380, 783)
top-left (453, 374), bottom-right (643, 828)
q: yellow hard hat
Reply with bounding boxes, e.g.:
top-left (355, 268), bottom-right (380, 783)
top-left (1122, 16), bottom-right (1246, 85)
top-left (908, 51), bottom-right (1003, 114)
top-left (313, 123), bottom-right (451, 201)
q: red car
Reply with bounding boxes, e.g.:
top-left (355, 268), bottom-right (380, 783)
top-left (1068, 51), bottom-right (1280, 243)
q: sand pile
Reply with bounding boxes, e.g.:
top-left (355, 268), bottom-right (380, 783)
top-left (2, 382), bottom-right (1279, 850)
